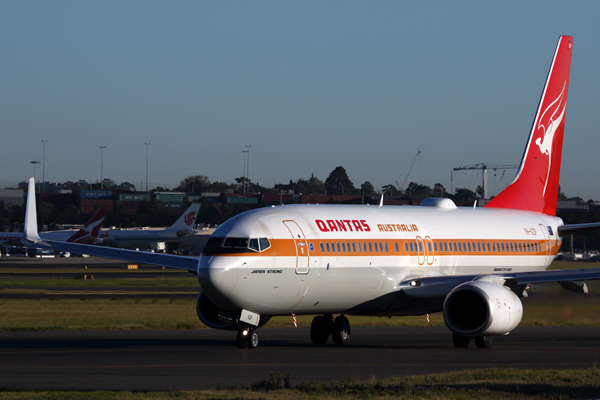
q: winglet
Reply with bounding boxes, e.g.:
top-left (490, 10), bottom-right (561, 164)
top-left (24, 178), bottom-right (41, 242)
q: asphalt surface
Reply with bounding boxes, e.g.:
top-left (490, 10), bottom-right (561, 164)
top-left (1, 326), bottom-right (599, 391)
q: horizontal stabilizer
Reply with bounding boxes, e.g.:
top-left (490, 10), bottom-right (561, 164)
top-left (557, 222), bottom-right (600, 236)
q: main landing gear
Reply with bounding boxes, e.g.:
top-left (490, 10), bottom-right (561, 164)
top-left (311, 314), bottom-right (351, 345)
top-left (236, 327), bottom-right (259, 349)
top-left (452, 333), bottom-right (493, 349)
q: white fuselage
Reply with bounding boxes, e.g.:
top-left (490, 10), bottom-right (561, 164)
top-left (198, 202), bottom-right (562, 317)
top-left (0, 230), bottom-right (79, 246)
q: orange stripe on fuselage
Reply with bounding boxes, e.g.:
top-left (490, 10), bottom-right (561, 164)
top-left (202, 238), bottom-right (560, 258)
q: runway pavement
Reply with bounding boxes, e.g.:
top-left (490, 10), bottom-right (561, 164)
top-left (1, 326), bottom-right (600, 391)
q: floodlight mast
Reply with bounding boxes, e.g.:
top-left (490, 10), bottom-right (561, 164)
top-left (452, 163), bottom-right (519, 199)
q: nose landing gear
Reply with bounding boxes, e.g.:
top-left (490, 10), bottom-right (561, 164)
top-left (310, 314), bottom-right (351, 345)
top-left (236, 327), bottom-right (259, 349)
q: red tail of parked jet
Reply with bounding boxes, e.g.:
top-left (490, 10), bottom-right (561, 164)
top-left (485, 35), bottom-right (573, 216)
top-left (65, 207), bottom-right (108, 244)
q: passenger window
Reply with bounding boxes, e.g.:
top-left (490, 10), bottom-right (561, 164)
top-left (352, 243), bottom-right (356, 252)
top-left (380, 243), bottom-right (384, 252)
top-left (357, 242), bottom-right (361, 253)
top-left (249, 238), bottom-right (259, 252)
top-left (419, 242), bottom-right (423, 252)
top-left (453, 242), bottom-right (457, 252)
top-left (320, 242), bottom-right (325, 253)
top-left (395, 242), bottom-right (399, 252)
top-left (374, 243), bottom-right (378, 253)
top-left (434, 242), bottom-right (438, 252)
top-left (259, 238), bottom-right (271, 251)
top-left (385, 242), bottom-right (389, 252)
top-left (487, 243), bottom-right (490, 252)
top-left (467, 243), bottom-right (471, 252)
top-left (444, 242), bottom-right (448, 252)
top-left (342, 243), bottom-right (346, 252)
top-left (501, 243), bottom-right (506, 252)
top-left (369, 242), bottom-right (373, 252)
top-left (337, 243), bottom-right (341, 252)
top-left (477, 242), bottom-right (481, 252)
top-left (428, 242), bottom-right (432, 252)
top-left (363, 242), bottom-right (367, 252)
top-left (409, 242), bottom-right (414, 252)
top-left (331, 242), bottom-right (336, 253)
top-left (405, 242), bottom-right (408, 252)
top-left (326, 242), bottom-right (330, 252)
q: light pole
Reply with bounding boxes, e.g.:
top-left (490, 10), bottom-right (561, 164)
top-left (30, 160), bottom-right (41, 183)
top-left (99, 146), bottom-right (107, 189)
top-left (242, 149), bottom-right (248, 193)
top-left (145, 143), bottom-right (150, 192)
top-left (41, 140), bottom-right (47, 193)
top-left (245, 145), bottom-right (251, 193)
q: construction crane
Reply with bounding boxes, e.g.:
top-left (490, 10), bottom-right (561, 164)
top-left (395, 151), bottom-right (422, 193)
top-left (452, 163), bottom-right (518, 199)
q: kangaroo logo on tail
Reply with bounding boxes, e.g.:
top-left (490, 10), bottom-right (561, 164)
top-left (535, 82), bottom-right (567, 196)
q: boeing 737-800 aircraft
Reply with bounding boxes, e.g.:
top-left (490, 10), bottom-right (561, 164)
top-left (23, 36), bottom-right (600, 349)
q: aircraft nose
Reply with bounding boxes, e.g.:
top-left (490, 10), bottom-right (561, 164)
top-left (198, 255), bottom-right (239, 305)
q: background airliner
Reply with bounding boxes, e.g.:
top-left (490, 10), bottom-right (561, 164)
top-left (22, 35), bottom-right (600, 350)
top-left (0, 207), bottom-right (107, 247)
top-left (97, 203), bottom-right (200, 249)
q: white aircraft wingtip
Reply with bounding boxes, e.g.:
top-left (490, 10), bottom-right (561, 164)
top-left (24, 177), bottom-right (41, 242)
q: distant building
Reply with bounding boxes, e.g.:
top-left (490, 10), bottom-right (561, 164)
top-left (0, 189), bottom-right (24, 206)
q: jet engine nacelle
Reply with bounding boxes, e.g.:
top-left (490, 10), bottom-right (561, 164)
top-left (196, 291), bottom-right (270, 331)
top-left (443, 281), bottom-right (522, 337)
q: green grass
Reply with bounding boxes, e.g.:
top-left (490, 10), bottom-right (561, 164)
top-left (1, 297), bottom-right (600, 331)
top-left (0, 277), bottom-right (198, 287)
top-left (0, 368), bottom-right (599, 399)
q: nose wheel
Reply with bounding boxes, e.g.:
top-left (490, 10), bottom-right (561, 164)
top-left (236, 328), bottom-right (259, 349)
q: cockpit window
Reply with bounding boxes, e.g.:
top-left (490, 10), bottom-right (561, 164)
top-left (248, 238), bottom-right (259, 252)
top-left (202, 236), bottom-right (271, 254)
top-left (259, 238), bottom-right (271, 251)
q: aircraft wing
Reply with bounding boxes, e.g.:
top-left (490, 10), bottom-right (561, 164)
top-left (22, 177), bottom-right (199, 272)
top-left (399, 268), bottom-right (600, 298)
top-left (25, 239), bottom-right (199, 271)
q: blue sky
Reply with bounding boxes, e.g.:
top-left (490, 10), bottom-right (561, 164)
top-left (2, 1), bottom-right (600, 199)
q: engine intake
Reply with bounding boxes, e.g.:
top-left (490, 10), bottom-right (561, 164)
top-left (443, 281), bottom-right (522, 336)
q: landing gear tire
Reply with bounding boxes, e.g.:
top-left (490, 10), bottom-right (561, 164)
top-left (236, 330), bottom-right (248, 349)
top-left (475, 336), bottom-right (492, 349)
top-left (332, 315), bottom-right (350, 345)
top-left (452, 333), bottom-right (471, 348)
top-left (311, 316), bottom-right (330, 345)
top-left (248, 331), bottom-right (259, 349)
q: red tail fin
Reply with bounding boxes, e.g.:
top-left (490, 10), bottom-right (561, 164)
top-left (485, 36), bottom-right (573, 215)
top-left (66, 207), bottom-right (108, 244)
